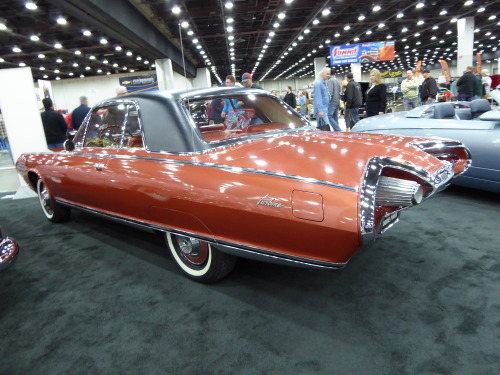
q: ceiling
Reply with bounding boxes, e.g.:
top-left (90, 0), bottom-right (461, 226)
top-left (1, 0), bottom-right (499, 84)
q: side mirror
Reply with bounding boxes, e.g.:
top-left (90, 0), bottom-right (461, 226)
top-left (64, 139), bottom-right (75, 151)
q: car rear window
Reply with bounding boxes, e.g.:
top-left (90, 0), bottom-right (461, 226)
top-left (185, 94), bottom-right (309, 143)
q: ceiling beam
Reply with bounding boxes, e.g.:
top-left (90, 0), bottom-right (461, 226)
top-left (49, 0), bottom-right (197, 78)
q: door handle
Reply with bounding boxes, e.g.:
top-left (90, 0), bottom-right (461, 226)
top-left (94, 163), bottom-right (105, 170)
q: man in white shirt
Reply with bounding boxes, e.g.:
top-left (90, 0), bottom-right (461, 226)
top-left (481, 69), bottom-right (492, 99)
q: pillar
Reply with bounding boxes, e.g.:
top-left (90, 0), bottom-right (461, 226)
top-left (0, 67), bottom-right (47, 198)
top-left (155, 58), bottom-right (175, 90)
top-left (350, 63), bottom-right (362, 81)
top-left (192, 68), bottom-right (210, 88)
top-left (314, 57), bottom-right (326, 78)
top-left (457, 17), bottom-right (474, 74)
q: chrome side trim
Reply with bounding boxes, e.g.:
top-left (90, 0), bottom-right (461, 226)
top-left (61, 151), bottom-right (358, 192)
top-left (57, 199), bottom-right (347, 270)
top-left (411, 140), bottom-right (472, 173)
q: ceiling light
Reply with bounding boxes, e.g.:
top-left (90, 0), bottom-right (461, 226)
top-left (39, 66), bottom-right (45, 70)
top-left (228, 35), bottom-right (234, 40)
top-left (402, 27), bottom-right (408, 32)
top-left (304, 28), bottom-right (310, 34)
top-left (57, 16), bottom-right (67, 25)
top-left (373, 5), bottom-right (381, 12)
top-left (100, 38), bottom-right (108, 44)
top-left (227, 17), bottom-right (234, 23)
top-left (54, 69), bottom-right (60, 73)
top-left (83, 30), bottom-right (91, 36)
top-left (172, 6), bottom-right (181, 14)
top-left (488, 15), bottom-right (496, 20)
top-left (273, 22), bottom-right (280, 28)
top-left (335, 32), bottom-right (340, 37)
top-left (30, 35), bottom-right (39, 41)
top-left (432, 25), bottom-right (439, 30)
top-left (227, 26), bottom-right (233, 32)
top-left (344, 25), bottom-right (350, 30)
top-left (417, 20), bottom-right (424, 25)
top-left (387, 34), bottom-right (392, 39)
top-left (225, 2), bottom-right (233, 9)
top-left (378, 23), bottom-right (385, 28)
top-left (464, 0), bottom-right (473, 5)
top-left (181, 21), bottom-right (189, 28)
top-left (89, 55), bottom-right (96, 60)
top-left (322, 9), bottom-right (330, 16)
top-left (72, 63), bottom-right (78, 67)
top-left (354, 37), bottom-right (359, 41)
top-left (451, 18), bottom-right (458, 22)
top-left (416, 2), bottom-right (424, 8)
top-left (397, 13), bottom-right (404, 18)
top-left (12, 47), bottom-right (21, 53)
top-left (56, 58), bottom-right (63, 63)
top-left (38, 54), bottom-right (45, 58)
top-left (25, 2), bottom-right (37, 10)
top-left (278, 12), bottom-right (286, 19)
top-left (313, 19), bottom-right (319, 25)
top-left (19, 62), bottom-right (26, 67)
top-left (477, 7), bottom-right (485, 12)
top-left (440, 9), bottom-right (448, 15)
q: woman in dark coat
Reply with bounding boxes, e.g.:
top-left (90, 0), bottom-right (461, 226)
top-left (365, 68), bottom-right (387, 117)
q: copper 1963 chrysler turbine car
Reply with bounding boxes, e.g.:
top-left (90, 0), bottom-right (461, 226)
top-left (16, 88), bottom-right (471, 282)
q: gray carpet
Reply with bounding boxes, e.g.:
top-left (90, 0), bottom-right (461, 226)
top-left (1, 186), bottom-right (499, 375)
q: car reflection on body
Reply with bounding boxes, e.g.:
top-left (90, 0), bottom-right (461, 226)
top-left (352, 89), bottom-right (500, 193)
top-left (16, 87), bottom-right (471, 282)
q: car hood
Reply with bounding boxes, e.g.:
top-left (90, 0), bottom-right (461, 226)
top-left (198, 130), bottom-right (446, 191)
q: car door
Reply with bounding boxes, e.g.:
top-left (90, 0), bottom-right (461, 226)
top-left (50, 104), bottom-right (127, 211)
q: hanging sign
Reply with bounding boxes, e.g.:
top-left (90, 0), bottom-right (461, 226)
top-left (330, 41), bottom-right (395, 66)
top-left (119, 74), bottom-right (158, 94)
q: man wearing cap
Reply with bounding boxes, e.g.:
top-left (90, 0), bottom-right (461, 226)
top-left (326, 69), bottom-right (342, 131)
top-left (313, 67), bottom-right (332, 131)
top-left (71, 96), bottom-right (91, 130)
top-left (420, 69), bottom-right (438, 104)
top-left (241, 73), bottom-right (263, 89)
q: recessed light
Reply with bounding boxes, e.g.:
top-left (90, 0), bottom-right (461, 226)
top-left (25, 2), bottom-right (37, 10)
top-left (13, 46), bottom-right (21, 53)
top-left (57, 16), bottom-right (67, 25)
top-left (83, 30), bottom-right (92, 36)
top-left (172, 6), bottom-right (181, 14)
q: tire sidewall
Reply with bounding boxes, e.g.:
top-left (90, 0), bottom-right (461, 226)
top-left (166, 233), bottom-right (213, 278)
top-left (37, 178), bottom-right (54, 220)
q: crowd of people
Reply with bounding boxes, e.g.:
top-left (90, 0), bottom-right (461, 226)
top-left (39, 67), bottom-right (494, 146)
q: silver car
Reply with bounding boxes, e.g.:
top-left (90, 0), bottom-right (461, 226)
top-left (352, 88), bottom-right (500, 193)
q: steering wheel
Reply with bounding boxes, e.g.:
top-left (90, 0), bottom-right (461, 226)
top-left (98, 125), bottom-right (132, 146)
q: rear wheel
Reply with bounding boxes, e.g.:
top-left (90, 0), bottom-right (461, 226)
top-left (165, 232), bottom-right (236, 283)
top-left (37, 178), bottom-right (71, 222)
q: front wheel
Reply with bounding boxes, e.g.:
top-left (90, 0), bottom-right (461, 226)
top-left (165, 233), bottom-right (236, 283)
top-left (37, 178), bottom-right (71, 222)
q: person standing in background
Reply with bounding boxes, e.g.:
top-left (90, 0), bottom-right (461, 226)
top-left (298, 91), bottom-right (306, 116)
top-left (420, 69), bottom-right (438, 104)
top-left (365, 68), bottom-right (387, 117)
top-left (481, 69), bottom-right (492, 99)
top-left (326, 69), bottom-right (342, 131)
top-left (401, 69), bottom-right (419, 110)
top-left (456, 66), bottom-right (475, 102)
top-left (40, 98), bottom-right (68, 149)
top-left (345, 73), bottom-right (362, 129)
top-left (313, 67), bottom-right (331, 131)
top-left (71, 96), bottom-right (90, 130)
top-left (283, 86), bottom-right (296, 109)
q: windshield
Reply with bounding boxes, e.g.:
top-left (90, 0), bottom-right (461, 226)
top-left (185, 94), bottom-right (309, 143)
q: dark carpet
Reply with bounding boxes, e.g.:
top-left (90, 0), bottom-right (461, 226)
top-left (1, 186), bottom-right (499, 375)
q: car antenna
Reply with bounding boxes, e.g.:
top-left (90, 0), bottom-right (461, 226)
top-left (178, 23), bottom-right (197, 159)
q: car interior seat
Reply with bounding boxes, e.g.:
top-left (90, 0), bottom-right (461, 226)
top-left (470, 99), bottom-right (491, 119)
top-left (433, 103), bottom-right (455, 119)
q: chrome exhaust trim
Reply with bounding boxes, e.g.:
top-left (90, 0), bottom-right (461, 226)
top-left (375, 176), bottom-right (423, 206)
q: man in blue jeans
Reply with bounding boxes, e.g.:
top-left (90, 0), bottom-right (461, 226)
top-left (344, 73), bottom-right (362, 129)
top-left (326, 69), bottom-right (342, 131)
top-left (313, 67), bottom-right (331, 131)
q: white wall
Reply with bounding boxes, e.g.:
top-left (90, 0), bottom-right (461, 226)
top-left (49, 70), bottom-right (193, 112)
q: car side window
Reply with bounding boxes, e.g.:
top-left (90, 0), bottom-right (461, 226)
top-left (123, 107), bottom-right (143, 148)
top-left (83, 104), bottom-right (128, 148)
